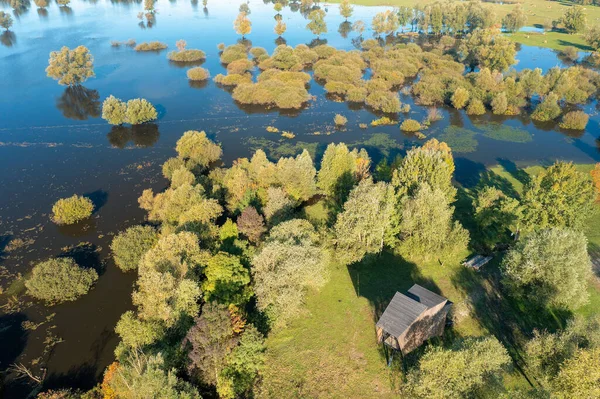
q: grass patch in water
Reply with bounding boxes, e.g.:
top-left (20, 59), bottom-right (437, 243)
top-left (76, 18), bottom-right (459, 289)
top-left (480, 125), bottom-right (532, 143)
top-left (439, 126), bottom-right (478, 153)
top-left (246, 137), bottom-right (318, 159)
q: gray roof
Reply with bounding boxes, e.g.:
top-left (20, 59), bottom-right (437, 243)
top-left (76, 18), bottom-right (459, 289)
top-left (376, 292), bottom-right (428, 338)
top-left (376, 285), bottom-right (449, 338)
top-left (406, 284), bottom-right (448, 308)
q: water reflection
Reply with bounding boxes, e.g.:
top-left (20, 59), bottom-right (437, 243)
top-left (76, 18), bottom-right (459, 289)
top-left (58, 5), bottom-right (73, 16)
top-left (36, 7), bottom-right (48, 18)
top-left (106, 123), bottom-right (160, 148)
top-left (0, 30), bottom-right (16, 47)
top-left (56, 217), bottom-right (97, 238)
top-left (338, 21), bottom-right (352, 39)
top-left (188, 79), bottom-right (208, 89)
top-left (55, 86), bottom-right (101, 120)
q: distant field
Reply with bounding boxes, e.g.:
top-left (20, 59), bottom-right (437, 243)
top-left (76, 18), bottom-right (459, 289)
top-left (509, 30), bottom-right (593, 51)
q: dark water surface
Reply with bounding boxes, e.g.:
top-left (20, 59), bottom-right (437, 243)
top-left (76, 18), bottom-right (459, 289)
top-left (0, 0), bottom-right (599, 395)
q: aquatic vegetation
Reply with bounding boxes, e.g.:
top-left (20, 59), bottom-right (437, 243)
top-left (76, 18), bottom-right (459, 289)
top-left (168, 49), bottom-right (206, 62)
top-left (370, 117), bottom-right (396, 126)
top-left (220, 43), bottom-right (248, 64)
top-left (51, 195), bottom-right (94, 225)
top-left (559, 111), bottom-right (589, 130)
top-left (281, 131), bottom-right (295, 139)
top-left (232, 79), bottom-right (311, 109)
top-left (334, 114), bottom-right (347, 126)
top-left (187, 67), bottom-right (210, 81)
top-left (134, 41), bottom-right (168, 51)
top-left (266, 126), bottom-right (279, 133)
top-left (227, 58), bottom-right (254, 74)
top-left (25, 258), bottom-right (98, 304)
top-left (365, 91), bottom-right (401, 113)
top-left (359, 123), bottom-right (368, 129)
top-left (400, 119), bottom-right (422, 132)
top-left (480, 125), bottom-right (532, 143)
top-left (439, 126), bottom-right (478, 153)
top-left (214, 73), bottom-right (252, 87)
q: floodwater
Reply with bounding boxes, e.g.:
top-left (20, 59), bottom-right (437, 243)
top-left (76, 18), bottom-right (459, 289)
top-left (0, 0), bottom-right (599, 395)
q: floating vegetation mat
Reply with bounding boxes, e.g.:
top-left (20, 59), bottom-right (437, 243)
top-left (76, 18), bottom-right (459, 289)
top-left (439, 126), bottom-right (478, 153)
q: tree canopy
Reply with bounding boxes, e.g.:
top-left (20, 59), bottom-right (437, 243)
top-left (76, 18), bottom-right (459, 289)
top-left (46, 46), bottom-right (95, 86)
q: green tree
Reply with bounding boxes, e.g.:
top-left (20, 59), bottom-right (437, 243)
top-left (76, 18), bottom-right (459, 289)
top-left (451, 87), bottom-right (470, 109)
top-left (252, 219), bottom-right (327, 326)
top-left (106, 352), bottom-right (200, 399)
top-left (403, 337), bottom-right (511, 398)
top-left (553, 348), bottom-right (600, 398)
top-left (585, 25), bottom-right (600, 51)
top-left (202, 252), bottom-right (251, 304)
top-left (263, 187), bottom-right (295, 226)
top-left (531, 92), bottom-right (561, 122)
top-left (339, 0), bottom-right (353, 20)
top-left (0, 11), bottom-right (13, 30)
top-left (501, 228), bottom-right (592, 310)
top-left (520, 161), bottom-right (595, 231)
top-left (474, 187), bottom-right (520, 249)
top-left (126, 98), bottom-right (157, 125)
top-left (307, 9), bottom-right (327, 37)
top-left (275, 150), bottom-right (317, 202)
top-left (398, 183), bottom-right (469, 259)
top-left (110, 225), bottom-right (158, 271)
top-left (502, 4), bottom-right (527, 32)
top-left (459, 28), bottom-right (516, 72)
top-left (115, 311), bottom-right (165, 349)
top-left (397, 6), bottom-right (412, 31)
top-left (559, 5), bottom-right (587, 33)
top-left (51, 194), bottom-right (94, 225)
top-left (372, 10), bottom-right (399, 36)
top-left (175, 130), bottom-right (223, 171)
top-left (317, 143), bottom-right (370, 204)
top-left (334, 179), bottom-right (394, 265)
top-left (46, 46), bottom-right (95, 86)
top-left (26, 258), bottom-right (98, 304)
top-left (221, 326), bottom-right (265, 397)
top-left (102, 95), bottom-right (127, 125)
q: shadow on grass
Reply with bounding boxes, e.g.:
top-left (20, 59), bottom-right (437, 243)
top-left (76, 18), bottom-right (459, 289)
top-left (496, 158), bottom-right (531, 187)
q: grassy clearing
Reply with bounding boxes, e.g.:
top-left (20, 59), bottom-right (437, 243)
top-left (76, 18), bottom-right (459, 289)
top-left (509, 30), bottom-right (593, 52)
top-left (260, 162), bottom-right (600, 397)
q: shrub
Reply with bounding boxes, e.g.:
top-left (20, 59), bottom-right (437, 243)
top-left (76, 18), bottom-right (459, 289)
top-left (232, 80), bottom-right (311, 109)
top-left (371, 116), bottom-right (396, 126)
top-left (227, 58), bottom-right (254, 74)
top-left (361, 38), bottom-right (379, 50)
top-left (559, 111), bottom-right (589, 130)
top-left (110, 225), bottom-right (158, 271)
top-left (347, 87), bottom-right (367, 103)
top-left (102, 95), bottom-right (127, 125)
top-left (220, 44), bottom-right (248, 64)
top-left (250, 47), bottom-right (268, 58)
top-left (400, 119), bottom-right (422, 132)
top-left (46, 46), bottom-right (95, 86)
top-left (217, 42), bottom-right (226, 51)
top-left (561, 46), bottom-right (579, 62)
top-left (26, 258), bottom-right (98, 304)
top-left (134, 41), bottom-right (168, 51)
top-left (214, 73), bottom-right (252, 87)
top-left (167, 49), bottom-right (206, 62)
top-left (451, 87), bottom-right (470, 109)
top-left (466, 99), bottom-right (486, 115)
top-left (51, 195), bottom-right (94, 225)
top-left (334, 114), bottom-right (347, 126)
top-left (126, 98), bottom-right (158, 124)
top-left (365, 90), bottom-right (401, 113)
top-left (531, 93), bottom-right (561, 122)
top-left (187, 67), bottom-right (210, 81)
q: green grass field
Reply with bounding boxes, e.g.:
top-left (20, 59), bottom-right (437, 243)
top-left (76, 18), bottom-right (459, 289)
top-left (259, 163), bottom-right (600, 397)
top-left (509, 30), bottom-right (593, 51)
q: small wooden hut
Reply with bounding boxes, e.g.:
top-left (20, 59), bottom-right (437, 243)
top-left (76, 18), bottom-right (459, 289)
top-left (376, 284), bottom-right (452, 355)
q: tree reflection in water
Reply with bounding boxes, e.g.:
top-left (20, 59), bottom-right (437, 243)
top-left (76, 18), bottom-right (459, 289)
top-left (0, 31), bottom-right (16, 47)
top-left (56, 86), bottom-right (101, 120)
top-left (107, 123), bottom-right (159, 148)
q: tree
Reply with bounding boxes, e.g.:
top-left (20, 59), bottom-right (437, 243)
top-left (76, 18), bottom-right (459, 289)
top-left (372, 10), bottom-right (399, 36)
top-left (110, 225), bottom-right (158, 271)
top-left (553, 348), bottom-right (600, 398)
top-left (46, 46), bottom-right (95, 86)
top-left (263, 186), bottom-right (295, 226)
top-left (451, 87), bottom-right (470, 109)
top-left (115, 311), bottom-right (165, 349)
top-left (392, 140), bottom-right (456, 203)
top-left (474, 187), bottom-right (520, 249)
top-left (398, 183), bottom-right (469, 259)
top-left (317, 143), bottom-right (370, 204)
top-left (334, 179), bottom-right (394, 265)
top-left (458, 28), bottom-right (516, 72)
top-left (274, 19), bottom-right (286, 36)
top-left (105, 352), bottom-right (200, 399)
top-left (275, 150), bottom-right (317, 202)
top-left (202, 252), bottom-right (251, 304)
top-left (185, 302), bottom-right (238, 387)
top-left (521, 161), bottom-right (595, 231)
top-left (126, 98), bottom-right (157, 125)
top-left (236, 206), bottom-right (266, 243)
top-left (252, 219), bottom-right (327, 326)
top-left (234, 11), bottom-right (252, 38)
top-left (51, 195), bottom-right (94, 225)
top-left (397, 6), bottom-right (412, 31)
top-left (175, 130), bottom-right (223, 171)
top-left (501, 228), bottom-right (592, 310)
top-left (26, 258), bottom-right (98, 304)
top-left (560, 5), bottom-right (587, 33)
top-left (307, 9), bottom-right (327, 37)
top-left (339, 0), bottom-right (353, 20)
top-left (585, 25), bottom-right (600, 51)
top-left (591, 163), bottom-right (600, 202)
top-left (0, 11), bottom-right (13, 30)
top-left (531, 92), bottom-right (561, 122)
top-left (502, 4), bottom-right (527, 32)
top-left (102, 95), bottom-right (127, 125)
top-left (403, 337), bottom-right (511, 398)
top-left (220, 326), bottom-right (265, 397)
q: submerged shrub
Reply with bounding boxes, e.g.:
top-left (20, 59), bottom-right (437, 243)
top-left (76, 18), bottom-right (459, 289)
top-left (220, 44), bottom-right (248, 64)
top-left (559, 111), bottom-right (589, 130)
top-left (214, 73), bottom-right (252, 87)
top-left (365, 91), bottom-right (401, 113)
top-left (168, 49), bottom-right (206, 62)
top-left (227, 58), bottom-right (254, 74)
top-left (250, 46), bottom-right (268, 58)
top-left (26, 258), bottom-right (98, 304)
top-left (531, 93), bottom-right (561, 122)
top-left (126, 98), bottom-right (158, 124)
top-left (187, 67), bottom-right (210, 81)
top-left (400, 119), bottom-right (422, 132)
top-left (466, 99), bottom-right (486, 115)
top-left (334, 114), bottom-right (348, 126)
top-left (134, 41), bottom-right (168, 51)
top-left (51, 195), bottom-right (94, 225)
top-left (111, 225), bottom-right (159, 271)
top-left (232, 80), bottom-right (311, 109)
top-left (102, 95), bottom-right (127, 125)
top-left (347, 86), bottom-right (367, 102)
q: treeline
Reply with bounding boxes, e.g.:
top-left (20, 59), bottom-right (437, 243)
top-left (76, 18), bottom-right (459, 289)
top-left (31, 129), bottom-right (600, 398)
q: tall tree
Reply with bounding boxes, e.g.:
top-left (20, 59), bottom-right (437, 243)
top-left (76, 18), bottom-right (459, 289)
top-left (502, 4), bottom-right (527, 33)
top-left (501, 228), bottom-right (592, 310)
top-left (339, 0), bottom-right (353, 20)
top-left (458, 28), bottom-right (516, 72)
top-left (317, 143), bottom-right (370, 204)
top-left (559, 5), bottom-right (587, 33)
top-left (46, 46), bottom-right (95, 86)
top-left (234, 11), bottom-right (252, 38)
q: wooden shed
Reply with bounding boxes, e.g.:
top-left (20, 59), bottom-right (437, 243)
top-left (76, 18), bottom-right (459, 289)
top-left (376, 284), bottom-right (452, 355)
